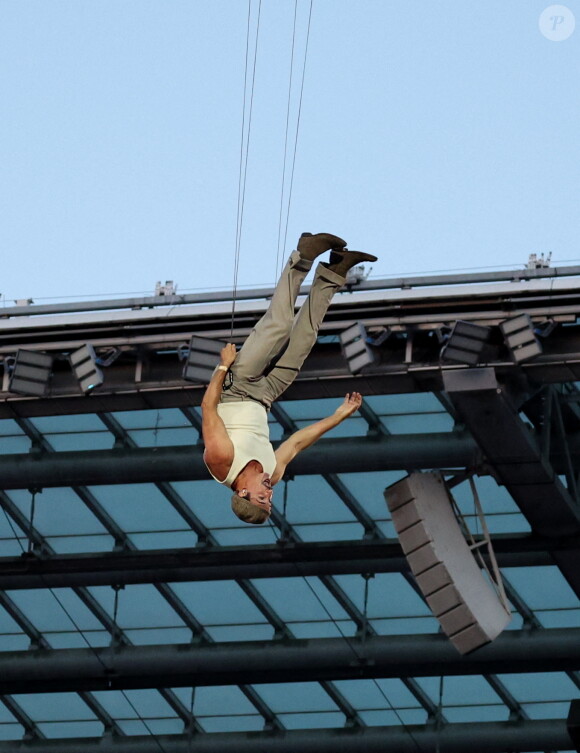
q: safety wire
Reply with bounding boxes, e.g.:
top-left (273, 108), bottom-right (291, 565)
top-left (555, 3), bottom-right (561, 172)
top-left (281, 0), bottom-right (313, 260)
top-left (1, 500), bottom-right (171, 753)
top-left (274, 0), bottom-right (299, 280)
top-left (231, 0), bottom-right (262, 338)
top-left (266, 513), bottom-right (427, 752)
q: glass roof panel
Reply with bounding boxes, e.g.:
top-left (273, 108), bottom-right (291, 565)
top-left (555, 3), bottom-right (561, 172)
top-left (538, 608), bottom-right (580, 628)
top-left (283, 476), bottom-right (360, 525)
top-left (384, 413), bottom-right (454, 434)
top-left (359, 708), bottom-right (426, 725)
top-left (168, 581), bottom-right (269, 626)
top-left (6, 588), bottom-right (104, 633)
top-left (29, 414), bottom-right (107, 433)
top-left (125, 627), bottom-right (191, 645)
top-left (49, 630), bottom-right (109, 649)
top-left (290, 619), bottom-right (354, 639)
top-left (0, 419), bottom-right (26, 436)
top-left (209, 523), bottom-right (278, 547)
top-left (11, 692), bottom-right (95, 721)
top-left (199, 716), bottom-right (264, 732)
top-left (206, 624), bottom-right (274, 642)
top-left (48, 533), bottom-right (115, 553)
top-left (86, 484), bottom-right (190, 533)
top-left (0, 608), bottom-right (24, 636)
top-left (0, 705), bottom-right (16, 724)
top-left (415, 675), bottom-right (503, 705)
top-left (130, 530), bottom-right (198, 550)
top-left (87, 584), bottom-right (185, 629)
top-left (280, 711), bottom-right (346, 729)
top-left (364, 393), bottom-right (448, 414)
top-left (0, 725), bottom-right (24, 741)
top-left (47, 432), bottom-right (113, 451)
top-left (254, 681), bottom-right (339, 713)
top-left (0, 436), bottom-right (32, 454)
top-left (295, 522), bottom-right (365, 541)
top-left (497, 672), bottom-right (580, 703)
top-left (444, 705), bottom-right (507, 722)
top-left (333, 573), bottom-right (432, 619)
top-left (523, 702), bottom-right (574, 720)
top-left (370, 615), bottom-right (439, 635)
top-left (127, 426), bottom-right (198, 447)
top-left (250, 577), bottom-right (353, 626)
top-left (506, 567), bottom-right (579, 610)
top-left (172, 685), bottom-right (257, 716)
top-left (38, 721), bottom-right (103, 738)
top-left (111, 409), bottom-right (191, 430)
top-left (5, 488), bottom-right (107, 536)
top-left (338, 470), bottom-right (407, 521)
top-left (117, 719), bottom-right (183, 735)
top-left (333, 678), bottom-right (423, 709)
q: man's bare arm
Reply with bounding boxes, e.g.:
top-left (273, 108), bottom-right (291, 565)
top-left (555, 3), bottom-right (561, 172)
top-left (272, 392), bottom-right (362, 483)
top-left (201, 344), bottom-right (236, 473)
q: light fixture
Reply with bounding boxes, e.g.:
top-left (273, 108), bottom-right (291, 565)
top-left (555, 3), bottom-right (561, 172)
top-left (183, 336), bottom-right (225, 384)
top-left (440, 320), bottom-right (491, 366)
top-left (500, 314), bottom-right (542, 363)
top-left (8, 350), bottom-right (54, 396)
top-left (70, 344), bottom-right (104, 393)
top-left (339, 322), bottom-right (377, 374)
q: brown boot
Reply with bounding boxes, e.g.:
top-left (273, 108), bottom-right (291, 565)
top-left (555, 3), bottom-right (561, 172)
top-left (297, 232), bottom-right (347, 261)
top-left (325, 249), bottom-right (378, 277)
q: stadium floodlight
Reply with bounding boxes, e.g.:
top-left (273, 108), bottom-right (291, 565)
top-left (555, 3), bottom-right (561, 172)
top-left (440, 320), bottom-right (491, 366)
top-left (500, 314), bottom-right (542, 363)
top-left (339, 322), bottom-right (378, 375)
top-left (183, 336), bottom-right (225, 384)
top-left (8, 350), bottom-right (54, 396)
top-left (70, 344), bottom-right (104, 393)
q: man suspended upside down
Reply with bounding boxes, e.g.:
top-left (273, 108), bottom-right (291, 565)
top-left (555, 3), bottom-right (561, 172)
top-left (202, 233), bottom-right (377, 524)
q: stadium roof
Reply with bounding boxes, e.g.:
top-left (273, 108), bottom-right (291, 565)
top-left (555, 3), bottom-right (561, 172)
top-left (0, 264), bottom-right (578, 752)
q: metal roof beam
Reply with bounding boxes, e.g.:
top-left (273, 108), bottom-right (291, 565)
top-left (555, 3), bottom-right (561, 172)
top-left (5, 430), bottom-right (580, 488)
top-left (0, 628), bottom-right (578, 694)
top-left (0, 719), bottom-right (573, 753)
top-left (0, 433), bottom-right (486, 488)
top-left (0, 535), bottom-right (562, 590)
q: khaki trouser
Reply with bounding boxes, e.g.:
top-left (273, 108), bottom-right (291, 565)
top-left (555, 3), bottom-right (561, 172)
top-left (220, 250), bottom-right (345, 409)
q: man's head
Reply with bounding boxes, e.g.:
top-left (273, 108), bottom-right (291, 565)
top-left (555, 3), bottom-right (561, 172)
top-left (231, 464), bottom-right (273, 525)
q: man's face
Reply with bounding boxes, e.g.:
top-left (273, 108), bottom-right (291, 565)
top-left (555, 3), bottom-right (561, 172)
top-left (241, 472), bottom-right (273, 515)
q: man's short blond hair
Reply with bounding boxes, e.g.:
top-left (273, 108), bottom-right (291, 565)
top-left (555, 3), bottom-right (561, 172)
top-left (231, 493), bottom-right (270, 525)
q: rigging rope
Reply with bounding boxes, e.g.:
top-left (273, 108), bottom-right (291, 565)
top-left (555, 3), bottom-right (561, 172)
top-left (231, 0), bottom-right (262, 337)
top-left (275, 0), bottom-right (300, 280)
top-left (281, 0), bottom-right (313, 262)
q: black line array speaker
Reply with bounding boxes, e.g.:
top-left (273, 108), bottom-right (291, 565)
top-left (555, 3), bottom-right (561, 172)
top-left (384, 471), bottom-right (511, 654)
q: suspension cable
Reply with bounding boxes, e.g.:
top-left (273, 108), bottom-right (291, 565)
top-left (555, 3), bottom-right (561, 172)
top-left (232, 0), bottom-right (262, 337)
top-left (281, 0), bottom-right (313, 256)
top-left (275, 0), bottom-right (299, 280)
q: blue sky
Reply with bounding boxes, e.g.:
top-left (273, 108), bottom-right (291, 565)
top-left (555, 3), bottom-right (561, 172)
top-left (0, 0), bottom-right (578, 303)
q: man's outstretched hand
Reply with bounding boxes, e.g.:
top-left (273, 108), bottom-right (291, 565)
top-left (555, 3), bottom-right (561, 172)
top-left (220, 343), bottom-right (237, 368)
top-left (333, 392), bottom-right (363, 421)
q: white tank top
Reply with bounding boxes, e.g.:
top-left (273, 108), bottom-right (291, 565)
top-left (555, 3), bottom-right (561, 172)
top-left (206, 401), bottom-right (277, 488)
